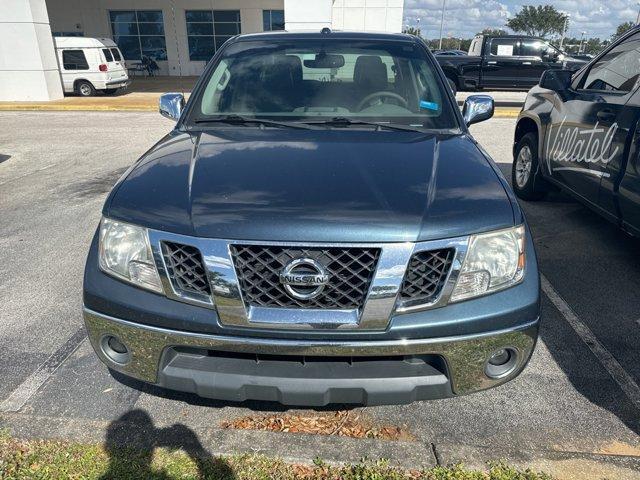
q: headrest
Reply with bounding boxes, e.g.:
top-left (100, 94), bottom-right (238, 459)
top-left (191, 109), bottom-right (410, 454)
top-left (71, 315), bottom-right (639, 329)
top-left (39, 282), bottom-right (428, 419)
top-left (354, 55), bottom-right (388, 91)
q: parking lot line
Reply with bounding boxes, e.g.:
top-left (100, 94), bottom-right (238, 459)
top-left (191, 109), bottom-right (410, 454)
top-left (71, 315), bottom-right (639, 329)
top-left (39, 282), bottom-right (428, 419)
top-left (0, 328), bottom-right (87, 413)
top-left (541, 274), bottom-right (640, 411)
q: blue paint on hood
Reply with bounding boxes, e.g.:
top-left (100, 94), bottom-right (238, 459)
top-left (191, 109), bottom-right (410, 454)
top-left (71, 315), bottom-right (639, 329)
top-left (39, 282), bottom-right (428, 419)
top-left (105, 128), bottom-right (515, 242)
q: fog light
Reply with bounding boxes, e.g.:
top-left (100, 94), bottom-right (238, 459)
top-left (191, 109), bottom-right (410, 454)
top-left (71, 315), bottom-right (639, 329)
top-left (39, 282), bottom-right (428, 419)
top-left (485, 347), bottom-right (518, 379)
top-left (107, 336), bottom-right (127, 354)
top-left (488, 348), bottom-right (511, 366)
top-left (101, 335), bottom-right (130, 365)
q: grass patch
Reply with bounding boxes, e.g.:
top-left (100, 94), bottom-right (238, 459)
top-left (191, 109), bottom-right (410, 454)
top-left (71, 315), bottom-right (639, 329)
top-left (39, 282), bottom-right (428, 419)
top-left (0, 430), bottom-right (554, 480)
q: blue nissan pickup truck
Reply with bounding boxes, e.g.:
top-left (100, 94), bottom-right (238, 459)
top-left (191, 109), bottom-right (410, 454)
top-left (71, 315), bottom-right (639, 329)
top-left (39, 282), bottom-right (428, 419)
top-left (83, 30), bottom-right (540, 406)
top-left (513, 27), bottom-right (640, 236)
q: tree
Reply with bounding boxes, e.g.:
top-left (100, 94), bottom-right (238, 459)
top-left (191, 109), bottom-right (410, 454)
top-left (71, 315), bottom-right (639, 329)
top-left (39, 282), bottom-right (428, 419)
top-left (479, 28), bottom-right (507, 36)
top-left (584, 38), bottom-right (604, 55)
top-left (403, 26), bottom-right (422, 37)
top-left (615, 21), bottom-right (634, 38)
top-left (506, 5), bottom-right (567, 38)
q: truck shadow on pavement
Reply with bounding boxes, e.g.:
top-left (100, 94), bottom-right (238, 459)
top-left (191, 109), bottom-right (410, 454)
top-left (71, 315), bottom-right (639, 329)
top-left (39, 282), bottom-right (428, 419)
top-left (100, 409), bottom-right (235, 479)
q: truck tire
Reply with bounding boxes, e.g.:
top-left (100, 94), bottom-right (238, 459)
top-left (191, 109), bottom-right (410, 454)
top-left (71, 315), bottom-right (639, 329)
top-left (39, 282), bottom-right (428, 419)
top-left (446, 78), bottom-right (457, 96)
top-left (512, 132), bottom-right (546, 200)
top-left (76, 80), bottom-right (96, 97)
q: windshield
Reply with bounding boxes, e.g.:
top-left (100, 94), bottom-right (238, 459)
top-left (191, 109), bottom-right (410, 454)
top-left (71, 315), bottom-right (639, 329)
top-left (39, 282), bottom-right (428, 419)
top-left (191, 38), bottom-right (458, 129)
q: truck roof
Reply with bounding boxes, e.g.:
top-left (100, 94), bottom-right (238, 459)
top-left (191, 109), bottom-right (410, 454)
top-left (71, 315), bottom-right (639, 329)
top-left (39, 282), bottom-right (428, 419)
top-left (474, 34), bottom-right (542, 40)
top-left (53, 36), bottom-right (118, 48)
top-left (233, 30), bottom-right (416, 43)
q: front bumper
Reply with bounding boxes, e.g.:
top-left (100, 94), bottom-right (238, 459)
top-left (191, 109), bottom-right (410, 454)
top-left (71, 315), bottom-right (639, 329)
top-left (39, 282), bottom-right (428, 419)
top-left (84, 307), bottom-right (539, 406)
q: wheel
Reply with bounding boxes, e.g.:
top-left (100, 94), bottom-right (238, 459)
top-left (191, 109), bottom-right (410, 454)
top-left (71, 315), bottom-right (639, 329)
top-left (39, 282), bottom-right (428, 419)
top-left (76, 81), bottom-right (96, 97)
top-left (103, 88), bottom-right (119, 95)
top-left (446, 77), bottom-right (457, 96)
top-left (512, 132), bottom-right (546, 200)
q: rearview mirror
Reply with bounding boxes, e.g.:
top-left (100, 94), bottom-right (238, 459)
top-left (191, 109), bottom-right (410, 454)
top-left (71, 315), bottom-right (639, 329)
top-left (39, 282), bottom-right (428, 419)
top-left (462, 95), bottom-right (494, 126)
top-left (539, 69), bottom-right (572, 92)
top-left (159, 92), bottom-right (185, 121)
top-left (303, 53), bottom-right (345, 69)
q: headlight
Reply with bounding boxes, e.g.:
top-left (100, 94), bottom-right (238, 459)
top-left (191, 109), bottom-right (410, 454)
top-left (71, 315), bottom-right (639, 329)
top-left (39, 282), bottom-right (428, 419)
top-left (98, 217), bottom-right (163, 293)
top-left (450, 225), bottom-right (525, 302)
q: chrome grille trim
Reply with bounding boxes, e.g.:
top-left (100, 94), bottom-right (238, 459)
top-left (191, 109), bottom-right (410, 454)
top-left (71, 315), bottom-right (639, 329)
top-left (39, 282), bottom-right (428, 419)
top-left (146, 230), bottom-right (470, 330)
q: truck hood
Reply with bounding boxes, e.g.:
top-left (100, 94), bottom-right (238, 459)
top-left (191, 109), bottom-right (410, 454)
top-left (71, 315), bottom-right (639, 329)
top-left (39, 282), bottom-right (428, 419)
top-left (106, 128), bottom-right (515, 242)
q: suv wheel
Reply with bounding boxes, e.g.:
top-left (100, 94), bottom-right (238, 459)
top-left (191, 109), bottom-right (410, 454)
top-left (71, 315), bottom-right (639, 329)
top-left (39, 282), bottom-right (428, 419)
top-left (512, 132), bottom-right (546, 200)
top-left (76, 81), bottom-right (96, 97)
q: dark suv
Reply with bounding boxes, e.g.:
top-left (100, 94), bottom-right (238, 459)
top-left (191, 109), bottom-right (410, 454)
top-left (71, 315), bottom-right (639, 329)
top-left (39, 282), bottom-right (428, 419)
top-left (83, 30), bottom-right (540, 406)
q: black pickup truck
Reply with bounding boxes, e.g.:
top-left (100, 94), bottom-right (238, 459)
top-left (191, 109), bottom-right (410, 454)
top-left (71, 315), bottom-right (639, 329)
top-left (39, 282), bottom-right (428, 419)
top-left (436, 34), bottom-right (586, 94)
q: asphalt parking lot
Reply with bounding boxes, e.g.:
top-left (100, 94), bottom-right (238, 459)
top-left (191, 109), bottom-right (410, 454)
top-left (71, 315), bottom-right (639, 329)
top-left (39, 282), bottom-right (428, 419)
top-left (1, 112), bottom-right (639, 479)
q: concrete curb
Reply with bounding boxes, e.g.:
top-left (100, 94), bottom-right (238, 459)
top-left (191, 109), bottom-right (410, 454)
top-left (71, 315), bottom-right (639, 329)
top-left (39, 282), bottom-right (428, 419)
top-left (0, 411), bottom-right (436, 470)
top-left (2, 411), bottom-right (640, 479)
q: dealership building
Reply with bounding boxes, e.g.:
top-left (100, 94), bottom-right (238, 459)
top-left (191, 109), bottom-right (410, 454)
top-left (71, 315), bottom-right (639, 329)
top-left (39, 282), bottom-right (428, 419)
top-left (1, 0), bottom-right (404, 101)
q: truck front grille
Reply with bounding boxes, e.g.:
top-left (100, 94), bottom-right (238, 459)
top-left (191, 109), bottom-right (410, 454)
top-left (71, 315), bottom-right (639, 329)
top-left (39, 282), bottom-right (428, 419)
top-left (162, 242), bottom-right (211, 297)
top-left (399, 248), bottom-right (454, 305)
top-left (230, 245), bottom-right (380, 309)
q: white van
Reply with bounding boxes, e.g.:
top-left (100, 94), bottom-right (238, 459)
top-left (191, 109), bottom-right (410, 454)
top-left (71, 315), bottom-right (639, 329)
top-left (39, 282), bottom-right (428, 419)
top-left (54, 37), bottom-right (130, 96)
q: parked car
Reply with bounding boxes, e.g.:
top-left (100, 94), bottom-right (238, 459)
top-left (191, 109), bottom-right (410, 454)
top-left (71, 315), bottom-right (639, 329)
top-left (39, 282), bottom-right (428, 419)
top-left (54, 36), bottom-right (130, 96)
top-left (436, 34), bottom-right (587, 94)
top-left (83, 30), bottom-right (540, 407)
top-left (435, 49), bottom-right (467, 56)
top-left (513, 26), bottom-right (640, 236)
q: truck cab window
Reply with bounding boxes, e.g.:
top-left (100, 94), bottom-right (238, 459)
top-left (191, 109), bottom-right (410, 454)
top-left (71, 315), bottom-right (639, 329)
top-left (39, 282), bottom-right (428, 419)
top-left (520, 39), bottom-right (561, 62)
top-left (489, 39), bottom-right (517, 56)
top-left (62, 50), bottom-right (89, 70)
top-left (580, 33), bottom-right (640, 93)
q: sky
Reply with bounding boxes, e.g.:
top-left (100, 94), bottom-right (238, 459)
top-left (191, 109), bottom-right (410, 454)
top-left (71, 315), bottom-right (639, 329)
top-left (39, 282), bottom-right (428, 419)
top-left (402, 0), bottom-right (638, 40)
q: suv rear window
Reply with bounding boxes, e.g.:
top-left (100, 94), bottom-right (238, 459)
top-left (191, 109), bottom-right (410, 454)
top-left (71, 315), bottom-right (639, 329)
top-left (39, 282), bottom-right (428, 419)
top-left (62, 50), bottom-right (89, 70)
top-left (103, 48), bottom-right (114, 62)
top-left (111, 48), bottom-right (122, 61)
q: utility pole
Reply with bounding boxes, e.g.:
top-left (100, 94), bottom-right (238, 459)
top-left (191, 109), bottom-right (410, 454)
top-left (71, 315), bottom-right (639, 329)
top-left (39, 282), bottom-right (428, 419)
top-left (636, 2), bottom-right (640, 24)
top-left (579, 31), bottom-right (586, 53)
top-left (438, 0), bottom-right (446, 50)
top-left (559, 14), bottom-right (569, 50)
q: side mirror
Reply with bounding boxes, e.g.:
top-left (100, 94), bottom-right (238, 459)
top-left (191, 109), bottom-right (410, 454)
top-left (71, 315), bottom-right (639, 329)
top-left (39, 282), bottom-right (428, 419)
top-left (462, 95), bottom-right (494, 126)
top-left (539, 69), bottom-right (572, 92)
top-left (159, 92), bottom-right (185, 121)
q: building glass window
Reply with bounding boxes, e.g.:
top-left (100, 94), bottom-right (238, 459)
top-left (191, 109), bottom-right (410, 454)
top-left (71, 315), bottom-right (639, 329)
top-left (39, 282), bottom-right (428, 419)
top-left (186, 10), bottom-right (241, 61)
top-left (263, 10), bottom-right (284, 31)
top-left (109, 10), bottom-right (167, 61)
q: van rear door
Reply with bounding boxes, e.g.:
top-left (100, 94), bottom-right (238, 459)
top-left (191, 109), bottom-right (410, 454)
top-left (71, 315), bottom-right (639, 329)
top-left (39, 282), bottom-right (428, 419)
top-left (103, 47), bottom-right (128, 82)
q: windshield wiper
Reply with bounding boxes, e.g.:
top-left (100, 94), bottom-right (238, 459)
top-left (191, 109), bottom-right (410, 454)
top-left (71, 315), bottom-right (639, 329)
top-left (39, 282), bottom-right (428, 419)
top-left (303, 117), bottom-right (424, 132)
top-left (194, 115), bottom-right (317, 130)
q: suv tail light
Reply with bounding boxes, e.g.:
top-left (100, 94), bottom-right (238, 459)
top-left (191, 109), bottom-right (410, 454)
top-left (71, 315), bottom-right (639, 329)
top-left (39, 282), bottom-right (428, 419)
top-left (99, 64), bottom-right (108, 72)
